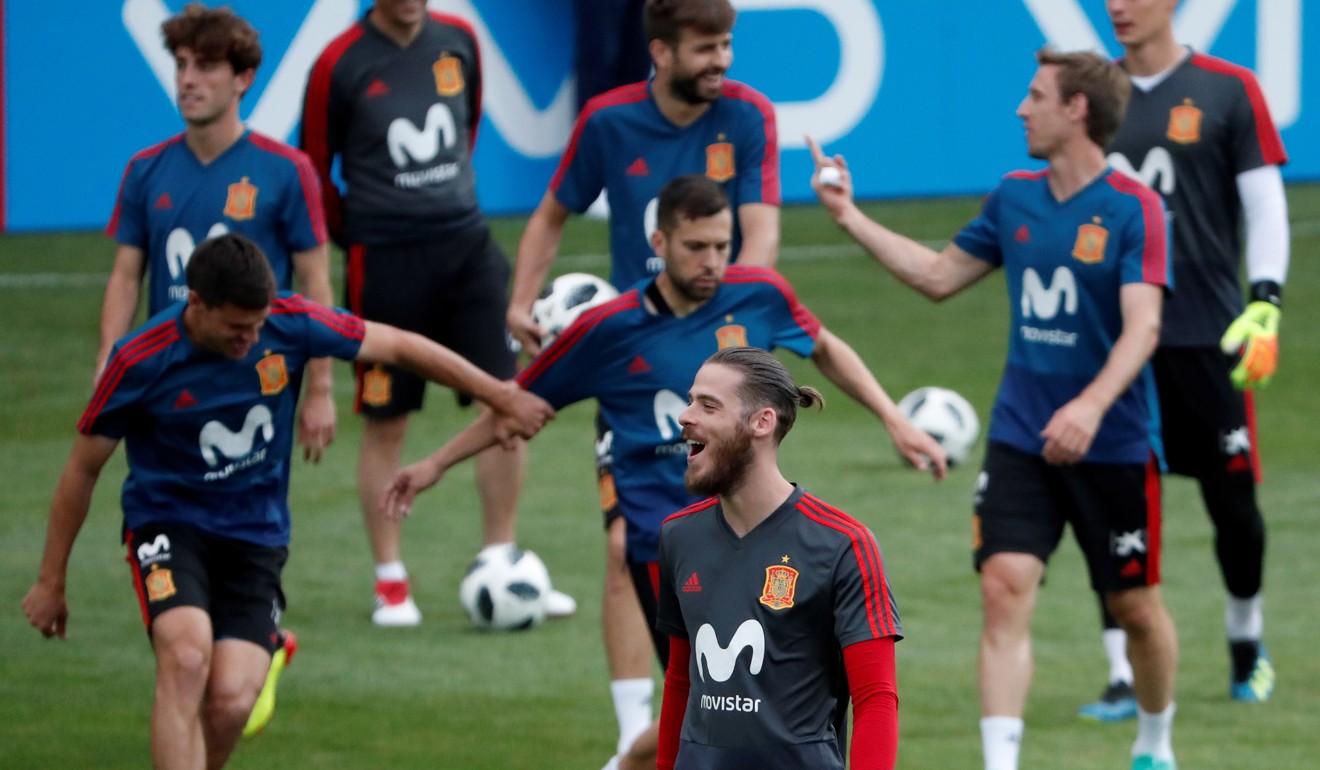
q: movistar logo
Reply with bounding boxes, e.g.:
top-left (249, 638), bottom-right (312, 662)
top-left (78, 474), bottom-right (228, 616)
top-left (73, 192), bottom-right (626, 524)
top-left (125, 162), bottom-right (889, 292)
top-left (199, 405), bottom-right (274, 467)
top-left (1021, 266), bottom-right (1078, 321)
top-left (653, 389), bottom-right (686, 442)
top-left (1108, 148), bottom-right (1175, 196)
top-left (387, 103), bottom-right (457, 168)
top-left (694, 619), bottom-right (765, 683)
top-left (135, 534), bottom-right (171, 564)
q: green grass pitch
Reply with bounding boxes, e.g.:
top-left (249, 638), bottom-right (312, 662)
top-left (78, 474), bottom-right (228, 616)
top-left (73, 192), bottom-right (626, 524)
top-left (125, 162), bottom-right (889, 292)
top-left (2, 186), bottom-right (1317, 768)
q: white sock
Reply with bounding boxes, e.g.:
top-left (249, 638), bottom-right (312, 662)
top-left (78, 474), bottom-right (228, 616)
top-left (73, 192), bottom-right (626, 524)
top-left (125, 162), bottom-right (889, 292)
top-left (1225, 593), bottom-right (1263, 641)
top-left (375, 561), bottom-right (407, 582)
top-left (980, 716), bottom-right (1023, 770)
top-left (1104, 628), bottom-right (1134, 684)
top-left (610, 678), bottom-right (654, 755)
top-left (1132, 702), bottom-right (1176, 761)
top-left (480, 541), bottom-right (516, 560)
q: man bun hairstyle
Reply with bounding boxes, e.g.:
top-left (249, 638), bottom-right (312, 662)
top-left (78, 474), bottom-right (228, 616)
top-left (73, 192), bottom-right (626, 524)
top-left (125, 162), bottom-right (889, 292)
top-left (186, 233), bottom-right (277, 310)
top-left (706, 347), bottom-right (823, 443)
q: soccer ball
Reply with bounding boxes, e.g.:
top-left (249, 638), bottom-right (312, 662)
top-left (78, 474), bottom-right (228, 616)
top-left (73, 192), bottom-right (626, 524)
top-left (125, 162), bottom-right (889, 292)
top-left (459, 548), bottom-right (552, 631)
top-left (896, 386), bottom-right (980, 466)
top-left (531, 272), bottom-right (618, 346)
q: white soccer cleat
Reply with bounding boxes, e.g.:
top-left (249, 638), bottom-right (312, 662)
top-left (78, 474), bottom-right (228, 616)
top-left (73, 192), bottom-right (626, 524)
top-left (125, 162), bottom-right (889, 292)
top-left (546, 588), bottom-right (578, 619)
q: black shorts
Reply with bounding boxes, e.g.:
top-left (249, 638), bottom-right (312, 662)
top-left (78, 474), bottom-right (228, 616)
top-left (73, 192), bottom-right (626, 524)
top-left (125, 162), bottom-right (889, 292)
top-left (628, 560), bottom-right (670, 666)
top-left (346, 226), bottom-right (516, 417)
top-left (595, 410), bottom-right (622, 527)
top-left (1153, 346), bottom-right (1260, 482)
top-left (972, 442), bottom-right (1162, 593)
top-left (125, 522), bottom-right (287, 654)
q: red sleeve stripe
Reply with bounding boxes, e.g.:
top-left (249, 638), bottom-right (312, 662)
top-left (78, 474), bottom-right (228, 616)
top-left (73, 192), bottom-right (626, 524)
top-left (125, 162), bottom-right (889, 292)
top-left (80, 321), bottom-right (179, 432)
top-left (1190, 54), bottom-right (1288, 166)
top-left (1107, 172), bottom-right (1169, 285)
top-left (301, 24), bottom-right (362, 182)
top-left (105, 134), bottom-right (185, 238)
top-left (270, 295), bottom-right (365, 340)
top-left (721, 265), bottom-right (822, 339)
top-left (797, 493), bottom-right (899, 638)
top-left (247, 133), bottom-right (329, 243)
top-left (518, 290), bottom-right (641, 387)
top-left (721, 81), bottom-right (781, 206)
top-left (1004, 168), bottom-right (1048, 182)
top-left (661, 496), bottom-right (720, 528)
top-left (549, 82), bottom-right (650, 193)
top-left (429, 12), bottom-right (482, 150)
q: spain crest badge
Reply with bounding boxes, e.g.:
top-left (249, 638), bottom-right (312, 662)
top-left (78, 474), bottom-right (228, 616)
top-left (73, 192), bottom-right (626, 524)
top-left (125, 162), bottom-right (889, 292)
top-left (145, 565), bottom-right (177, 603)
top-left (224, 177), bottom-right (258, 220)
top-left (434, 55), bottom-right (465, 96)
top-left (715, 322), bottom-right (748, 349)
top-left (1167, 100), bottom-right (1202, 144)
top-left (362, 366), bottom-right (393, 407)
top-left (706, 142), bottom-right (735, 182)
top-left (760, 565), bottom-right (799, 610)
top-left (256, 353), bottom-right (289, 395)
top-left (1072, 221), bottom-right (1108, 264)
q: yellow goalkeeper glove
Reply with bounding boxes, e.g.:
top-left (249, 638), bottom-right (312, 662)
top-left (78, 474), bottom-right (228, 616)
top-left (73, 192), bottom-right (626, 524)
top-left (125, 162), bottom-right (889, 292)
top-left (1220, 300), bottom-right (1281, 389)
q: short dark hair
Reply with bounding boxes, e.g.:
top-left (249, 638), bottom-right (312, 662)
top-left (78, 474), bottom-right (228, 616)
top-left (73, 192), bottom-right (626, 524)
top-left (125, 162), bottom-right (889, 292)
top-left (186, 233), bottom-right (276, 310)
top-left (706, 347), bottom-right (824, 443)
top-left (656, 174), bottom-right (731, 234)
top-left (162, 2), bottom-right (262, 74)
top-left (643, 0), bottom-right (736, 46)
top-left (1035, 47), bottom-right (1131, 147)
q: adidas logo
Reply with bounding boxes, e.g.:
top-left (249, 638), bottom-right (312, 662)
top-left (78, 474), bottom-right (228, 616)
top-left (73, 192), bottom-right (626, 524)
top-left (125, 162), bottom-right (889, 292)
top-left (627, 355), bottom-right (651, 374)
top-left (154, 192), bottom-right (173, 210)
top-left (1120, 558), bottom-right (1143, 578)
top-left (366, 78), bottom-right (390, 98)
top-left (1226, 454), bottom-right (1251, 473)
top-left (1014, 224), bottom-right (1030, 243)
top-left (173, 390), bottom-right (197, 409)
top-left (682, 572), bottom-right (702, 593)
top-left (626, 157), bottom-right (649, 176)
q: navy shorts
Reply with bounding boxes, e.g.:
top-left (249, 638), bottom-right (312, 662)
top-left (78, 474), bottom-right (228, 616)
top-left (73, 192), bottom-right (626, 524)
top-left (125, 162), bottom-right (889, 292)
top-left (125, 522), bottom-right (287, 653)
top-left (972, 442), bottom-right (1162, 593)
top-left (346, 226), bottom-right (516, 417)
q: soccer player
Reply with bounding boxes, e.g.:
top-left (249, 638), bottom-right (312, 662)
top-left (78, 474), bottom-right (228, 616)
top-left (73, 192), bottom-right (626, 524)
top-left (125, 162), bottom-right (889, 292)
top-left (383, 175), bottom-right (944, 770)
top-left (507, 0), bottom-right (780, 756)
top-left (1076, 0), bottom-right (1290, 719)
top-left (101, 2), bottom-right (336, 462)
top-left (301, 0), bottom-right (573, 626)
top-left (809, 49), bottom-right (1179, 770)
top-left (21, 234), bottom-right (553, 770)
top-left (654, 347), bottom-right (901, 770)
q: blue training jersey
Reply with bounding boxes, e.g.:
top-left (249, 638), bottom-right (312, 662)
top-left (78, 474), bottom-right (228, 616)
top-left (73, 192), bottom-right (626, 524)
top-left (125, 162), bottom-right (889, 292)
top-left (953, 168), bottom-right (1171, 464)
top-left (79, 295), bottom-right (364, 547)
top-left (518, 266), bottom-right (819, 562)
top-left (107, 131), bottom-right (327, 315)
top-left (551, 79), bottom-right (780, 290)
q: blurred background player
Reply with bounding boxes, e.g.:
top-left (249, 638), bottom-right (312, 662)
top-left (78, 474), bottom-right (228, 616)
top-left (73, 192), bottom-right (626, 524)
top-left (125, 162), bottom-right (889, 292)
top-left (301, 0), bottom-right (574, 626)
top-left (383, 176), bottom-right (943, 770)
top-left (101, 1), bottom-right (336, 462)
top-left (656, 348), bottom-right (902, 770)
top-left (1077, 0), bottom-right (1290, 720)
top-left (22, 233), bottom-right (553, 770)
top-left (810, 48), bottom-right (1180, 770)
top-left (574, 0), bottom-right (651, 113)
top-left (506, 0), bottom-right (780, 755)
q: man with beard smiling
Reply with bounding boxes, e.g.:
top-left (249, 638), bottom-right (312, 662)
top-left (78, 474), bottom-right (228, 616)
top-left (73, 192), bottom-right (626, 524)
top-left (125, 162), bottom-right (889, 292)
top-left (383, 175), bottom-right (943, 770)
top-left (508, 3), bottom-right (780, 758)
top-left (654, 347), bottom-right (902, 770)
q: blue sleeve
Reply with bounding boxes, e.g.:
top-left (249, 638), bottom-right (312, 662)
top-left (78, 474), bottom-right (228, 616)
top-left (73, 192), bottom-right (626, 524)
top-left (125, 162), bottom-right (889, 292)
top-left (298, 298), bottom-right (365, 360)
top-left (732, 100), bottom-right (779, 206)
top-left (279, 156), bottom-right (324, 254)
top-left (111, 160), bottom-right (148, 248)
top-left (553, 113), bottom-right (606, 214)
top-left (760, 273), bottom-right (821, 358)
top-left (80, 343), bottom-right (148, 439)
top-left (517, 319), bottom-right (603, 409)
top-left (952, 185), bottom-right (1004, 266)
top-left (1118, 191), bottom-right (1172, 290)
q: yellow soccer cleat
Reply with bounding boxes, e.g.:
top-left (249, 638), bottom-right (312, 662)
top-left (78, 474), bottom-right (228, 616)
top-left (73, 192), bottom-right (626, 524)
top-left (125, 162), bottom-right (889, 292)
top-left (243, 630), bottom-right (298, 737)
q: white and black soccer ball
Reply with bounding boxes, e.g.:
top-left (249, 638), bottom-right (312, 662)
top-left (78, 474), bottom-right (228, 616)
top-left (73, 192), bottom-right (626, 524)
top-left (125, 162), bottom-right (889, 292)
top-left (459, 548), bottom-right (551, 631)
top-left (896, 386), bottom-right (980, 466)
top-left (531, 272), bottom-right (618, 346)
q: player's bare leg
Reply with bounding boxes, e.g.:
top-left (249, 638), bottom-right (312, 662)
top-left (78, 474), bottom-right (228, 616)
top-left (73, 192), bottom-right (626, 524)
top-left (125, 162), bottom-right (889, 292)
top-left (603, 516), bottom-right (655, 759)
top-left (1106, 586), bottom-right (1178, 767)
top-left (150, 607), bottom-right (214, 770)
top-left (475, 439), bottom-right (525, 546)
top-left (978, 552), bottom-right (1043, 770)
top-left (359, 414), bottom-right (420, 626)
top-left (617, 720), bottom-right (659, 770)
top-left (201, 639), bottom-right (269, 768)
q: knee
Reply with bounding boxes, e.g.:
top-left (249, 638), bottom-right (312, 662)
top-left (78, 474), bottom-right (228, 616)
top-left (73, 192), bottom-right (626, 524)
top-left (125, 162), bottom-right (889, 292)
top-left (203, 673), bottom-right (263, 730)
top-left (1105, 589), bottom-right (1166, 637)
top-left (156, 638), bottom-right (211, 687)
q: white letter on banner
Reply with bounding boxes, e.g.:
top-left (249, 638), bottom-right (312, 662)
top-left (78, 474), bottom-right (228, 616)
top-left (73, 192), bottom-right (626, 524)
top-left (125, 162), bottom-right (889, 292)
top-left (1021, 0), bottom-right (1299, 127)
top-left (736, 0), bottom-right (884, 149)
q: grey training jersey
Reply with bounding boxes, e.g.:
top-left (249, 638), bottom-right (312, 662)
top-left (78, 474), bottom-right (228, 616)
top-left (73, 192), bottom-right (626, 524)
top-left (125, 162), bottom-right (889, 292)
top-left (1107, 52), bottom-right (1287, 347)
top-left (656, 486), bottom-right (902, 770)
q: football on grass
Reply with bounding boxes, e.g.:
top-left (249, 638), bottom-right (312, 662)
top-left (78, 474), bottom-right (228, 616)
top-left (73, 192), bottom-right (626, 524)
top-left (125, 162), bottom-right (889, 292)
top-left (896, 386), bottom-right (980, 466)
top-left (531, 272), bottom-right (618, 346)
top-left (459, 548), bottom-right (551, 631)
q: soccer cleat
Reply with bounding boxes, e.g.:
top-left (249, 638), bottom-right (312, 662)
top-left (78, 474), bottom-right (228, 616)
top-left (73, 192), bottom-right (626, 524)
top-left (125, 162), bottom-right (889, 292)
top-left (1131, 754), bottom-right (1176, 770)
top-left (546, 587), bottom-right (578, 619)
top-left (373, 578), bottom-right (422, 627)
top-left (1229, 641), bottom-right (1274, 702)
top-left (1078, 680), bottom-right (1138, 722)
top-left (243, 630), bottom-right (298, 737)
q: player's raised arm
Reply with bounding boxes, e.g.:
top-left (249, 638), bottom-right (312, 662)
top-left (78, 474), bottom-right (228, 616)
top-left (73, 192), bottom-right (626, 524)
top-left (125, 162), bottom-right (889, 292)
top-left (509, 192), bottom-right (574, 356)
top-left (355, 321), bottom-right (554, 441)
top-left (381, 411), bottom-right (503, 519)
